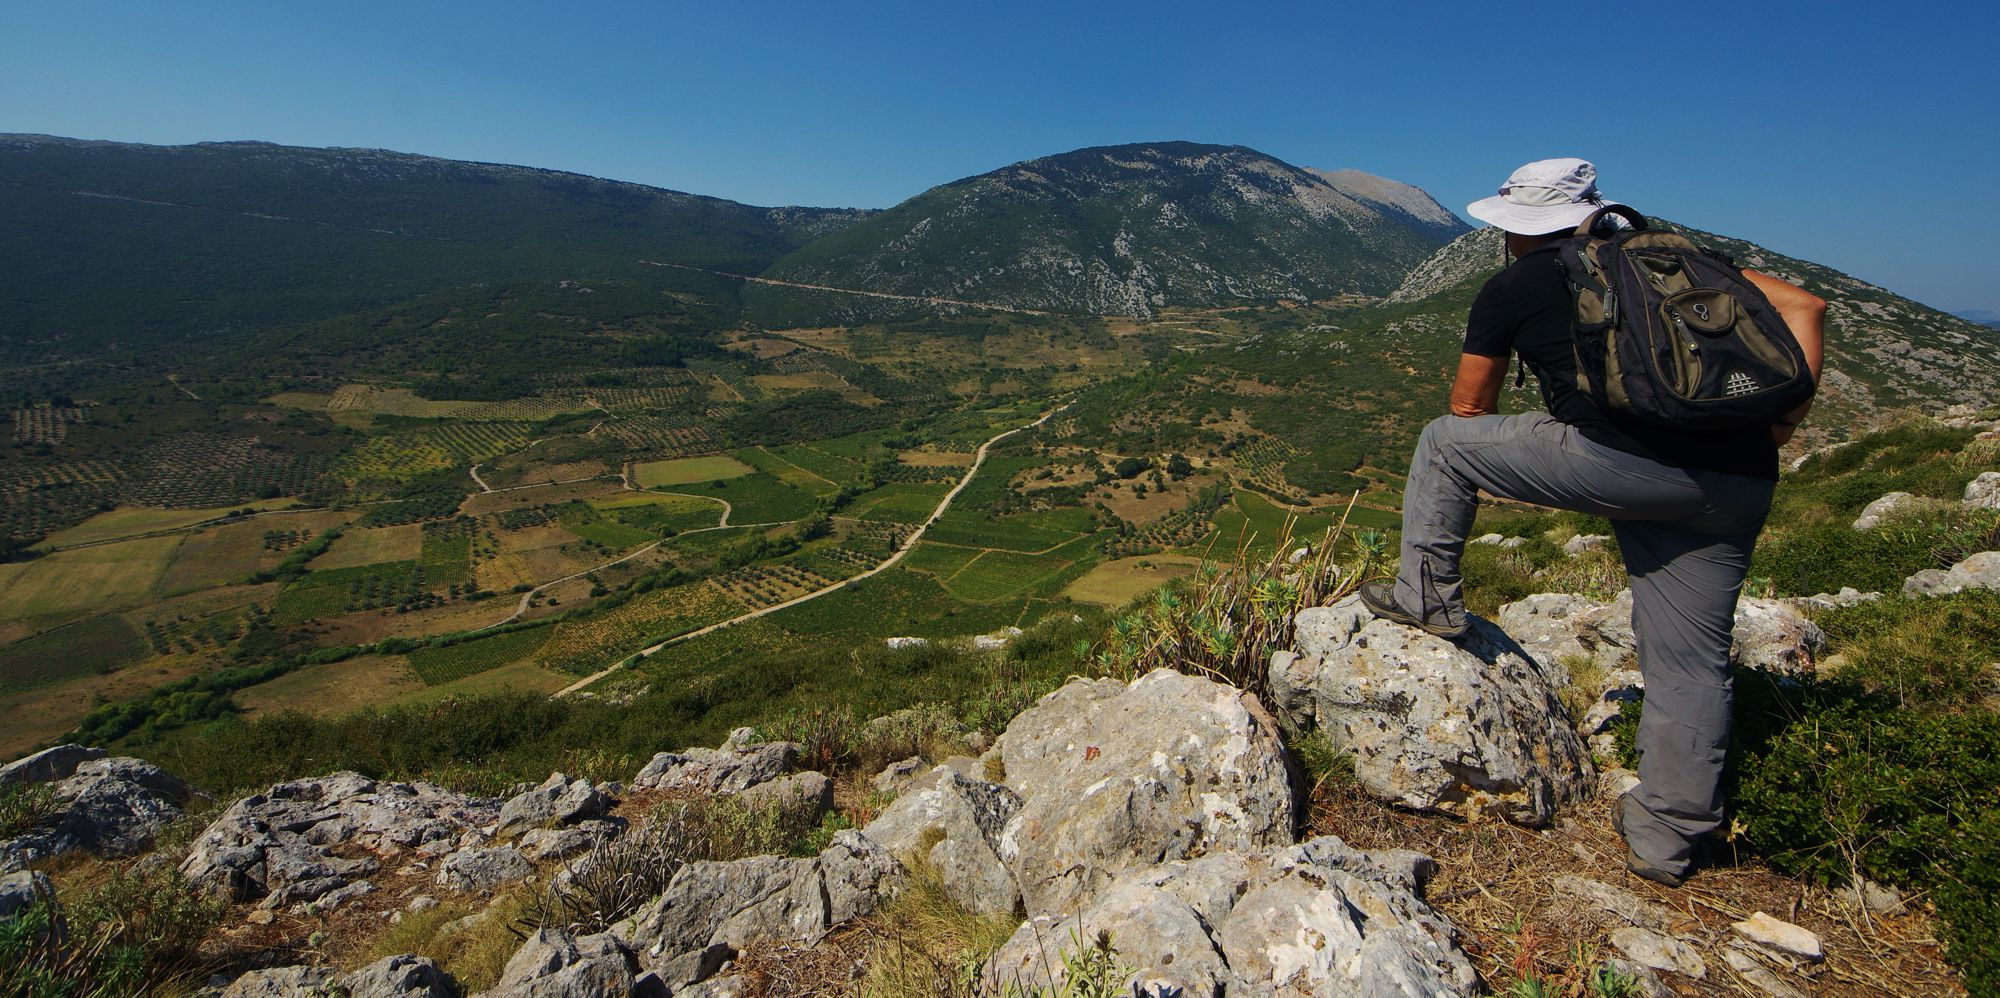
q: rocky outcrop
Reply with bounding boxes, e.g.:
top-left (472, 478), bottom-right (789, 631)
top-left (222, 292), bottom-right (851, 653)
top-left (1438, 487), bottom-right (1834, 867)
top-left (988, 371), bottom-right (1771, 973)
top-left (180, 772), bottom-right (499, 905)
top-left (632, 729), bottom-right (798, 794)
top-left (992, 668), bottom-right (1296, 914)
top-left (1903, 550), bottom-right (2000, 596)
top-left (437, 846), bottom-right (533, 893)
top-left (481, 928), bottom-right (639, 998)
top-left (1271, 597), bottom-right (1592, 826)
top-left (1851, 491), bottom-right (1918, 530)
top-left (984, 835), bottom-right (1476, 998)
top-left (0, 751), bottom-right (193, 871)
top-left (1966, 471), bottom-right (2000, 510)
top-left (222, 955), bottom-right (453, 997)
top-left (0, 869), bottom-right (55, 923)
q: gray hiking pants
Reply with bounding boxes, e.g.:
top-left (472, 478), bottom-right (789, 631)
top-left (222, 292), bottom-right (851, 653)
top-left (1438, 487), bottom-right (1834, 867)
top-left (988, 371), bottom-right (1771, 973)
top-left (1395, 412), bottom-right (1775, 875)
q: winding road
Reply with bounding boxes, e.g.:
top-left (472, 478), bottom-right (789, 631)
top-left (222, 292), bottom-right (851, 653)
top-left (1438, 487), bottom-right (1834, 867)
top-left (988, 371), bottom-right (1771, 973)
top-left (554, 402), bottom-right (1068, 696)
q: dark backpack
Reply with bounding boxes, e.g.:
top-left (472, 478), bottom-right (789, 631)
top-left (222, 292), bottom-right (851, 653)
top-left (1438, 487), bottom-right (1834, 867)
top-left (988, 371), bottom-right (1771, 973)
top-left (1556, 205), bottom-right (1815, 430)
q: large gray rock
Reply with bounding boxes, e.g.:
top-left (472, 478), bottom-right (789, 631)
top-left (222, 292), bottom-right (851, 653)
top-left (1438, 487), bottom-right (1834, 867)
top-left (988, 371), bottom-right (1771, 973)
top-left (338, 953), bottom-right (455, 997)
top-left (181, 772), bottom-right (500, 903)
top-left (736, 771), bottom-right (833, 821)
top-left (0, 869), bottom-right (55, 922)
top-left (993, 669), bottom-right (1296, 915)
top-left (437, 846), bottom-right (534, 893)
top-left (0, 745), bottom-right (105, 786)
top-left (861, 766), bottom-right (1021, 915)
top-left (1964, 471), bottom-right (2000, 510)
top-left (1904, 550), bottom-right (2000, 597)
top-left (519, 820), bottom-right (624, 862)
top-left (1272, 597), bottom-right (1592, 826)
top-left (984, 835), bottom-right (1476, 998)
top-left (0, 755), bottom-right (193, 871)
top-left (1852, 491), bottom-right (1917, 530)
top-left (483, 928), bottom-right (635, 998)
top-left (1496, 592), bottom-right (1634, 675)
top-left (632, 729), bottom-right (799, 794)
top-left (498, 773), bottom-right (609, 839)
top-left (1730, 598), bottom-right (1825, 675)
top-left (617, 830), bottom-right (899, 988)
top-left (220, 966), bottom-right (335, 996)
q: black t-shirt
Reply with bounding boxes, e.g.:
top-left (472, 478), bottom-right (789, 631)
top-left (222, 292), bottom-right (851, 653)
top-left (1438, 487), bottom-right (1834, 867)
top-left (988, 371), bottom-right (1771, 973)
top-left (1462, 242), bottom-right (1779, 480)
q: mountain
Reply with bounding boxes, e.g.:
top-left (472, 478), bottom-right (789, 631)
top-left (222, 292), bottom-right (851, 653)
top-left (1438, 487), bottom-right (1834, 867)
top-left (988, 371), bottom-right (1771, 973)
top-left (1386, 225), bottom-right (2000, 419)
top-left (1954, 309), bottom-right (2000, 329)
top-left (755, 142), bottom-right (1469, 319)
top-left (0, 135), bottom-right (870, 358)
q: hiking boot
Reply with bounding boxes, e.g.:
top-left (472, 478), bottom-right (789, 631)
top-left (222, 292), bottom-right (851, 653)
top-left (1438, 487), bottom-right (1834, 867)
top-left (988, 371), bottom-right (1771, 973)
top-left (1357, 579), bottom-right (1469, 639)
top-left (1612, 795), bottom-right (1689, 888)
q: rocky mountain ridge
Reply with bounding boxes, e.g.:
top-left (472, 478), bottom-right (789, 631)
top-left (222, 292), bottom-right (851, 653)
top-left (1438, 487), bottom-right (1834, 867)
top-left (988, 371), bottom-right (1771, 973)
top-left (757, 142), bottom-right (1469, 320)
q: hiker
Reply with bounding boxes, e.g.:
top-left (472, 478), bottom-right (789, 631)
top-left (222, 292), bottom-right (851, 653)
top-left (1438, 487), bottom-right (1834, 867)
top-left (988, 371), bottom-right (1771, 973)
top-left (1358, 158), bottom-right (1826, 886)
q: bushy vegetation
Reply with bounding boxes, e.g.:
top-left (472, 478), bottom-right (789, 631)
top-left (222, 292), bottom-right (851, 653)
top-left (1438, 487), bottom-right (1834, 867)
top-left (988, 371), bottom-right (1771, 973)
top-left (0, 862), bottom-right (225, 997)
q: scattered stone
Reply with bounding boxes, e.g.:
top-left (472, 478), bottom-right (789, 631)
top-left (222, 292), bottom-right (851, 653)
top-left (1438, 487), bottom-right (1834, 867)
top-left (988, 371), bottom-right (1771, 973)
top-left (633, 730), bottom-right (799, 795)
top-left (1609, 926), bottom-right (1706, 979)
top-left (1605, 958), bottom-right (1677, 998)
top-left (1966, 471), bottom-right (2000, 510)
top-left (182, 773), bottom-right (498, 903)
top-left (337, 953), bottom-right (455, 997)
top-left (407, 895), bottom-right (439, 913)
top-left (1470, 533), bottom-right (1506, 546)
top-left (1846, 877), bottom-right (1906, 916)
top-left (1722, 945), bottom-right (1807, 998)
top-left (994, 669), bottom-right (1295, 914)
top-left (1789, 587), bottom-right (1881, 612)
top-left (884, 636), bottom-right (927, 649)
top-left (1553, 875), bottom-right (1673, 931)
top-left (1851, 491), bottom-right (1917, 530)
top-left (861, 766), bottom-right (1021, 915)
top-left (1597, 767), bottom-right (1642, 801)
top-left (1499, 536), bottom-right (1528, 548)
top-left (244, 908), bottom-right (275, 925)
top-left (973, 626), bottom-right (1023, 650)
top-left (436, 846), bottom-right (533, 893)
top-left (1903, 550), bottom-right (2000, 597)
top-left (1731, 911), bottom-right (1824, 962)
top-left (1273, 597), bottom-right (1593, 827)
top-left (1563, 533), bottom-right (1612, 555)
top-left (497, 772), bottom-right (609, 838)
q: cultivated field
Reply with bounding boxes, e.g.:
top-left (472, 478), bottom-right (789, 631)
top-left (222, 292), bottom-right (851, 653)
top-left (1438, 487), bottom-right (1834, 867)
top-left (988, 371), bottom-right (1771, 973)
top-left (633, 454), bottom-right (755, 487)
top-left (0, 534), bottom-right (184, 621)
top-left (39, 501), bottom-right (299, 549)
top-left (1063, 554), bottom-right (1202, 607)
top-left (314, 523), bottom-right (423, 569)
top-left (235, 654), bottom-right (425, 717)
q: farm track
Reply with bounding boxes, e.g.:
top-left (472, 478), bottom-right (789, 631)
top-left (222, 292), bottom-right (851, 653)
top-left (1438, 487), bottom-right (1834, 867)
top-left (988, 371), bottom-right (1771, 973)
top-left (557, 401), bottom-right (1069, 697)
top-left (638, 260), bottom-right (1053, 316)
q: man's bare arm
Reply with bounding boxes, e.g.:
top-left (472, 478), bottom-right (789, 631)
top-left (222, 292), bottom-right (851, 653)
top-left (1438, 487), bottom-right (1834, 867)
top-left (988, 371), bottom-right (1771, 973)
top-left (1450, 353), bottom-right (1509, 417)
top-left (1743, 269), bottom-right (1827, 445)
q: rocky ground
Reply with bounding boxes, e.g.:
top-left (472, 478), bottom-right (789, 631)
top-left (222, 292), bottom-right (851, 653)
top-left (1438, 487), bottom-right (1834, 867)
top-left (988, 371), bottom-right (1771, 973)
top-left (5, 483), bottom-right (1996, 995)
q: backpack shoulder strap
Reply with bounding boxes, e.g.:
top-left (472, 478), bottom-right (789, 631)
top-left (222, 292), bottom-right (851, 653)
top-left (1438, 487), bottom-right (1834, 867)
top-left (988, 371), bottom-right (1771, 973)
top-left (1573, 204), bottom-right (1650, 236)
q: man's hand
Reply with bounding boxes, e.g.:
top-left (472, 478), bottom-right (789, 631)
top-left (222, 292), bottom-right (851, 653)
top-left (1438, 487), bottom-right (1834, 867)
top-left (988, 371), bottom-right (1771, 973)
top-left (1450, 353), bottom-right (1509, 417)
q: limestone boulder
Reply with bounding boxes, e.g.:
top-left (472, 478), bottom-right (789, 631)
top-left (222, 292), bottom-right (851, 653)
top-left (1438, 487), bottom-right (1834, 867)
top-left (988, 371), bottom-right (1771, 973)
top-left (497, 773), bottom-right (609, 839)
top-left (1904, 550), bottom-right (2000, 597)
top-left (437, 846), bottom-right (534, 893)
top-left (992, 669), bottom-right (1295, 914)
top-left (1272, 597), bottom-right (1592, 826)
top-left (220, 966), bottom-right (336, 996)
top-left (181, 772), bottom-right (500, 903)
top-left (632, 728), bottom-right (798, 794)
top-left (861, 766), bottom-right (1021, 915)
top-left (737, 771), bottom-right (833, 822)
top-left (1730, 598), bottom-right (1825, 675)
top-left (1852, 491), bottom-right (1917, 530)
top-left (1964, 471), bottom-right (2000, 510)
top-left (0, 869), bottom-right (55, 923)
top-left (0, 754), bottom-right (193, 871)
top-left (338, 953), bottom-right (456, 997)
top-left (984, 835), bottom-right (1476, 998)
top-left (483, 928), bottom-right (636, 998)
top-left (617, 830), bottom-right (900, 990)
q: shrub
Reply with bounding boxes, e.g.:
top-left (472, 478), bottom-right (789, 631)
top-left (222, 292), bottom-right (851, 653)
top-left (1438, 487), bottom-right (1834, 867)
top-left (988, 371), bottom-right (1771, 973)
top-left (1, 863), bottom-right (227, 997)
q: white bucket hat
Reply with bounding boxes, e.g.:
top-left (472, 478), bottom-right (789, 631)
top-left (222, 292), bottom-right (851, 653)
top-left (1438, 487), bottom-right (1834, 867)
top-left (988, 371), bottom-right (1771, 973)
top-left (1466, 158), bottom-right (1622, 235)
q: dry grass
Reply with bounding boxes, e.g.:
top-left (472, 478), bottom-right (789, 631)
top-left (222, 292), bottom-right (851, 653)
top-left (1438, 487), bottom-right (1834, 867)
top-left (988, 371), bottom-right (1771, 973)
top-left (1308, 781), bottom-right (1963, 996)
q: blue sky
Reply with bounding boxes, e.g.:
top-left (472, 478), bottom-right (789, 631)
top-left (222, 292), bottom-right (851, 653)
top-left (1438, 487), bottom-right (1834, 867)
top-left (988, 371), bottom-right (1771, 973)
top-left (5, 1), bottom-right (1997, 313)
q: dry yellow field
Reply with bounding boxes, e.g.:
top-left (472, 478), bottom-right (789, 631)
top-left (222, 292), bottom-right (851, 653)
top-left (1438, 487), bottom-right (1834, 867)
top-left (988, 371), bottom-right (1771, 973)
top-left (160, 511), bottom-right (352, 593)
top-left (236, 654), bottom-right (425, 717)
top-left (0, 534), bottom-right (184, 621)
top-left (38, 500), bottom-right (300, 549)
top-left (1061, 555), bottom-right (1201, 607)
top-left (897, 449), bottom-right (975, 468)
top-left (314, 524), bottom-right (423, 569)
top-left (388, 660), bottom-right (572, 706)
